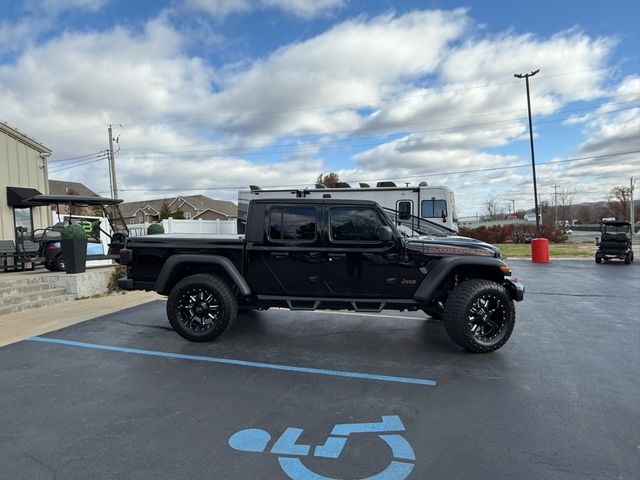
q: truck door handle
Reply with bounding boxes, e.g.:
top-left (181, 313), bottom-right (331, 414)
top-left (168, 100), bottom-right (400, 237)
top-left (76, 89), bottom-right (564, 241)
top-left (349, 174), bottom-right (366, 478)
top-left (328, 253), bottom-right (346, 259)
top-left (270, 252), bottom-right (289, 259)
top-left (308, 252), bottom-right (321, 259)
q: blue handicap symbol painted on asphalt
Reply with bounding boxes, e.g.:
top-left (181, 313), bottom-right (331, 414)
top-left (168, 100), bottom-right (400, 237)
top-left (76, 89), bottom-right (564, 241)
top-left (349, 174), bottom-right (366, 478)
top-left (228, 415), bottom-right (415, 480)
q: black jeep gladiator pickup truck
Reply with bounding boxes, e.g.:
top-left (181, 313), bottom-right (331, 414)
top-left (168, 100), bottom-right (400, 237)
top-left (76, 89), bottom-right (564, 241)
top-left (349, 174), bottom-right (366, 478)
top-left (118, 199), bottom-right (524, 353)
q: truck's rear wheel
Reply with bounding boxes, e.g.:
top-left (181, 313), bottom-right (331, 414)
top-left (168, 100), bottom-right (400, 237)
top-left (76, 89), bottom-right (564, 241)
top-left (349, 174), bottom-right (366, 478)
top-left (167, 273), bottom-right (238, 342)
top-left (443, 279), bottom-right (515, 353)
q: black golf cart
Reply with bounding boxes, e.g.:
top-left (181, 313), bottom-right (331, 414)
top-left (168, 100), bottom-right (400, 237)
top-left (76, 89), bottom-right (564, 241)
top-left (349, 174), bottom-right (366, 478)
top-left (25, 194), bottom-right (129, 271)
top-left (595, 220), bottom-right (634, 265)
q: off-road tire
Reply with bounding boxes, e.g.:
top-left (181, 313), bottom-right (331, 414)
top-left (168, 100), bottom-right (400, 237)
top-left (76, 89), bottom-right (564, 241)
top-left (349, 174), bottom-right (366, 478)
top-left (443, 279), bottom-right (515, 353)
top-left (624, 253), bottom-right (631, 265)
top-left (167, 273), bottom-right (238, 342)
top-left (595, 255), bottom-right (602, 264)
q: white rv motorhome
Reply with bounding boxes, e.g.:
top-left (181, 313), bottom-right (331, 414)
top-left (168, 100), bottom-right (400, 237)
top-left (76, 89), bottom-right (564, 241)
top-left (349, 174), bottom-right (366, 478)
top-left (238, 181), bottom-right (458, 233)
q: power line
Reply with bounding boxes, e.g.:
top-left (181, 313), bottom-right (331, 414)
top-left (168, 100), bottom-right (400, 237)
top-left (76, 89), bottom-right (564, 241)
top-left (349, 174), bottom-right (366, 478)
top-left (117, 149), bottom-right (640, 193)
top-left (48, 154), bottom-right (109, 173)
top-left (48, 150), bottom-right (109, 163)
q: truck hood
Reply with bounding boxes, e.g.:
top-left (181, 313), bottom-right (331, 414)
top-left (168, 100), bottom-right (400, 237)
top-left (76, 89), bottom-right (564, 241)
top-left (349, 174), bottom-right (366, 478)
top-left (404, 235), bottom-right (502, 258)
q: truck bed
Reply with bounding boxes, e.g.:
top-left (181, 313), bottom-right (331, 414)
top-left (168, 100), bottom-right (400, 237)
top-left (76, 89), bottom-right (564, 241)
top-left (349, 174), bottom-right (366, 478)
top-left (126, 233), bottom-right (245, 247)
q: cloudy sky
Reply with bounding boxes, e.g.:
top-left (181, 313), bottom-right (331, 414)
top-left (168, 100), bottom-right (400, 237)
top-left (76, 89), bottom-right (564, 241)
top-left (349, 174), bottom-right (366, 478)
top-left (1, 0), bottom-right (638, 216)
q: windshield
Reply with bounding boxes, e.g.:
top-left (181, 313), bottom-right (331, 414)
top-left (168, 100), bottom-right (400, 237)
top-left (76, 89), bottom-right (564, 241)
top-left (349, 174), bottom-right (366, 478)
top-left (382, 207), bottom-right (453, 237)
top-left (602, 224), bottom-right (631, 234)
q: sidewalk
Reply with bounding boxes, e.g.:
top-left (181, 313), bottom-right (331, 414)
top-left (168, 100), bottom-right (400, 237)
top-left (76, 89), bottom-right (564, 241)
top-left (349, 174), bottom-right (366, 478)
top-left (0, 290), bottom-right (161, 347)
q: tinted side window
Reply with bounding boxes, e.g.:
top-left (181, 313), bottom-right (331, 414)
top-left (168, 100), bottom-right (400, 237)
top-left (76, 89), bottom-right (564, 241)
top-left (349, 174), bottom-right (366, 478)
top-left (269, 207), bottom-right (317, 241)
top-left (330, 208), bottom-right (383, 242)
top-left (421, 200), bottom-right (447, 218)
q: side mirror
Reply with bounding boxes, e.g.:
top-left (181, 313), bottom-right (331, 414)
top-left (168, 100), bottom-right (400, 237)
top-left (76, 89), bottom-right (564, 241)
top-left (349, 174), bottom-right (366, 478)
top-left (441, 210), bottom-right (447, 223)
top-left (377, 225), bottom-right (393, 242)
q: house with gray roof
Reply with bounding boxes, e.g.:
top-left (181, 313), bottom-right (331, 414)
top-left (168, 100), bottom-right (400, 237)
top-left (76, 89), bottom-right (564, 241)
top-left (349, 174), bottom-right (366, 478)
top-left (120, 195), bottom-right (237, 224)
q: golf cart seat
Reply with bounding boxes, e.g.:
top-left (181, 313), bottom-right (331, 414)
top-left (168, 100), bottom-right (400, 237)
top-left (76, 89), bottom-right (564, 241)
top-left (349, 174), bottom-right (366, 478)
top-left (32, 220), bottom-right (69, 242)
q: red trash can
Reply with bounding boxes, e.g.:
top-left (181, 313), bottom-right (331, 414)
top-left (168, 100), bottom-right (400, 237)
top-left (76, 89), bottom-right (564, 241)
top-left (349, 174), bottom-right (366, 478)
top-left (531, 237), bottom-right (549, 263)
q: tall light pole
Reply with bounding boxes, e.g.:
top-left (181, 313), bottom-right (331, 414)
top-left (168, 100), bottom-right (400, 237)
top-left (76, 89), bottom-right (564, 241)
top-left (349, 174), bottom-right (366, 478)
top-left (514, 69), bottom-right (540, 235)
top-left (631, 177), bottom-right (636, 236)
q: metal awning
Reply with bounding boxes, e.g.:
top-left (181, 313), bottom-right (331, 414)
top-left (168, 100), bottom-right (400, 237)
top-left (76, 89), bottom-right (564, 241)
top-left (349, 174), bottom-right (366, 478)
top-left (6, 186), bottom-right (44, 207)
top-left (24, 194), bottom-right (123, 206)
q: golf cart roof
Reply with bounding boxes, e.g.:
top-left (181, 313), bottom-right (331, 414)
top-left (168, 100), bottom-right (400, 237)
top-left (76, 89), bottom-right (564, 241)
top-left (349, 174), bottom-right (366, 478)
top-left (602, 220), bottom-right (631, 227)
top-left (24, 194), bottom-right (123, 206)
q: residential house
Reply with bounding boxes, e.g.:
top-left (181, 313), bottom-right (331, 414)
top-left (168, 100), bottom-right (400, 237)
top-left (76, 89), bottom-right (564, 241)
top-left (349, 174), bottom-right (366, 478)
top-left (49, 180), bottom-right (98, 197)
top-left (120, 195), bottom-right (238, 224)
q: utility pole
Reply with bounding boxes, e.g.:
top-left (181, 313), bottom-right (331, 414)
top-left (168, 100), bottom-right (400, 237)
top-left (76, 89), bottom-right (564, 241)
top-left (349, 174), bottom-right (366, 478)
top-left (108, 124), bottom-right (118, 200)
top-left (552, 184), bottom-right (559, 225)
top-left (514, 69), bottom-right (541, 235)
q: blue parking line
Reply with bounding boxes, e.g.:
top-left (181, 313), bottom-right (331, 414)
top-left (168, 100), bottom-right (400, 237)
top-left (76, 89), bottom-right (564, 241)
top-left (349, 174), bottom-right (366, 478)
top-left (27, 337), bottom-right (436, 386)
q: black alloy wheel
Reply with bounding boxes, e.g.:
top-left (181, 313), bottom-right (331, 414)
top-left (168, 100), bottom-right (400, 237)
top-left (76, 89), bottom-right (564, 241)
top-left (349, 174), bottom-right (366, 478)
top-left (167, 273), bottom-right (238, 342)
top-left (178, 286), bottom-right (222, 333)
top-left (443, 279), bottom-right (516, 353)
top-left (467, 294), bottom-right (507, 343)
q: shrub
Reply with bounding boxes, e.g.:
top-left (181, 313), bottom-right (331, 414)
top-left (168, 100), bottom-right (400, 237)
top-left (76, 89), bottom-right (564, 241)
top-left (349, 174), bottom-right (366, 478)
top-left (147, 223), bottom-right (165, 235)
top-left (513, 224), bottom-right (568, 243)
top-left (108, 265), bottom-right (127, 292)
top-left (61, 223), bottom-right (87, 240)
top-left (460, 223), bottom-right (567, 244)
top-left (459, 224), bottom-right (515, 244)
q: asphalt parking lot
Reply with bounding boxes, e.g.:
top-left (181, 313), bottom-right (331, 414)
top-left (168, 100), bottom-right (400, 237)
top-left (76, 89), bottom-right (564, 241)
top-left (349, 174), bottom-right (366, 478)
top-left (1, 259), bottom-right (638, 480)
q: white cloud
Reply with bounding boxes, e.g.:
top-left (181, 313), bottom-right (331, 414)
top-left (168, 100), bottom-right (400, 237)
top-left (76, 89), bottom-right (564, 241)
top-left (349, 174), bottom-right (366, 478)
top-left (25, 0), bottom-right (110, 15)
top-left (262, 0), bottom-right (345, 18)
top-left (0, 0), bottom-right (110, 55)
top-left (208, 9), bottom-right (469, 137)
top-left (184, 0), bottom-right (344, 19)
top-left (183, 0), bottom-right (251, 18)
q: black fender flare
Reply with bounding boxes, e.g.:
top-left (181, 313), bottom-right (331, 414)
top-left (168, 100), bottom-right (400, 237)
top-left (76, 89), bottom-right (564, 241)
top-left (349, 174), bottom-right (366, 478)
top-left (155, 254), bottom-right (251, 296)
top-left (413, 256), bottom-right (508, 304)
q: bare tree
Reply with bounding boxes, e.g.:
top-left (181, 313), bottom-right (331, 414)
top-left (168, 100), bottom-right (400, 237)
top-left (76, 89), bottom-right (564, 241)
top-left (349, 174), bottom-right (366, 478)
top-left (558, 188), bottom-right (576, 225)
top-left (539, 200), bottom-right (553, 226)
top-left (484, 194), bottom-right (498, 220)
top-left (608, 186), bottom-right (631, 220)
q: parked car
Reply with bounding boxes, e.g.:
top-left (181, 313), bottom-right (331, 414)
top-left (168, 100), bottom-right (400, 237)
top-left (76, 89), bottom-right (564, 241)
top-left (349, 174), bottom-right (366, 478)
top-left (118, 199), bottom-right (524, 353)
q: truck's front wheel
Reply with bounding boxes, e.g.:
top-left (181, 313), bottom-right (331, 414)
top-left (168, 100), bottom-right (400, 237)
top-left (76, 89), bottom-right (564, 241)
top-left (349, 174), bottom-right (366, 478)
top-left (443, 279), bottom-right (515, 353)
top-left (167, 274), bottom-right (238, 342)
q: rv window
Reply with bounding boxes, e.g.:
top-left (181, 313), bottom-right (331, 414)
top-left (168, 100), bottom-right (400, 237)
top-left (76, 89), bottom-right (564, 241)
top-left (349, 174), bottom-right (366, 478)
top-left (421, 200), bottom-right (447, 218)
top-left (269, 207), bottom-right (317, 241)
